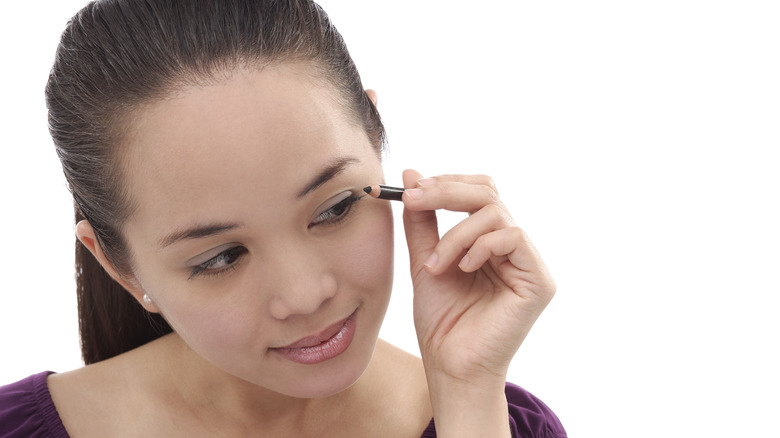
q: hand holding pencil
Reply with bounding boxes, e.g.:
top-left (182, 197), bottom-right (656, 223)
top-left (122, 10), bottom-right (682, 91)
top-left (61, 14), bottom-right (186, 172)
top-left (371, 169), bottom-right (556, 436)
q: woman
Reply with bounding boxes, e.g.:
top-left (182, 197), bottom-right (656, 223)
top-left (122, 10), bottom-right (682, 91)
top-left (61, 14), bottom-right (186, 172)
top-left (0, 0), bottom-right (565, 436)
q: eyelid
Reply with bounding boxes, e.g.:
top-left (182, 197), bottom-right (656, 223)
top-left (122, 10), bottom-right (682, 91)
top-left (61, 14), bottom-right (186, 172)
top-left (311, 190), bottom-right (353, 219)
top-left (186, 242), bottom-right (241, 267)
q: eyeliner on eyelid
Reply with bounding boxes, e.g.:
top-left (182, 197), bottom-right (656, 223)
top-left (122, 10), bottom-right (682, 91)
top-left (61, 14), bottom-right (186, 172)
top-left (188, 190), bottom-right (365, 279)
top-left (309, 191), bottom-right (364, 227)
top-left (313, 191), bottom-right (353, 216)
top-left (187, 243), bottom-right (239, 266)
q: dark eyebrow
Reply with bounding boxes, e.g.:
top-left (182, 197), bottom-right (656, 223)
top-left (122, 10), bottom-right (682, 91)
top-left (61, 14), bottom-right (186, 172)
top-left (158, 157), bottom-right (357, 249)
top-left (159, 223), bottom-right (240, 249)
top-left (296, 156), bottom-right (360, 198)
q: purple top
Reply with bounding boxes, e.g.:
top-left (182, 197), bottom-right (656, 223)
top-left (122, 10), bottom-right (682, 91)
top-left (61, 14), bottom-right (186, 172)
top-left (1, 372), bottom-right (566, 437)
top-left (0, 372), bottom-right (68, 438)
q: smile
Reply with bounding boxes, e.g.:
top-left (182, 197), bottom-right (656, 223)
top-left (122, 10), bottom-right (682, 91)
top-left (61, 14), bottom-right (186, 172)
top-left (271, 309), bottom-right (358, 365)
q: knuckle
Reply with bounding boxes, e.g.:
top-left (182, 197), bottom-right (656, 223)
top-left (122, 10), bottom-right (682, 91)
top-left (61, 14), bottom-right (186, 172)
top-left (482, 202), bottom-right (503, 217)
top-left (480, 184), bottom-right (501, 204)
top-left (480, 202), bottom-right (513, 226)
top-left (508, 226), bottom-right (528, 243)
top-left (476, 174), bottom-right (498, 192)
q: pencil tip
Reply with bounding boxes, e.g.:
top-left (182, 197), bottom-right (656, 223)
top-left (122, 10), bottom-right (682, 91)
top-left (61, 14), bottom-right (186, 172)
top-left (363, 186), bottom-right (372, 194)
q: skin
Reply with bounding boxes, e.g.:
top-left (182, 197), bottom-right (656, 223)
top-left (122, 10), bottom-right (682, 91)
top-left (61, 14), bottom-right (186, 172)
top-left (113, 65), bottom-right (394, 400)
top-left (49, 63), bottom-right (556, 437)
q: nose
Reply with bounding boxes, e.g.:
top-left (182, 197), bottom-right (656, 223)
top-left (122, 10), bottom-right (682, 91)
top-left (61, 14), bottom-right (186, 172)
top-left (266, 253), bottom-right (338, 320)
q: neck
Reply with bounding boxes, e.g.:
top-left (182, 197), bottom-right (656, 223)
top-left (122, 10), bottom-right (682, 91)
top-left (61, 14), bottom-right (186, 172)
top-left (145, 333), bottom-right (369, 433)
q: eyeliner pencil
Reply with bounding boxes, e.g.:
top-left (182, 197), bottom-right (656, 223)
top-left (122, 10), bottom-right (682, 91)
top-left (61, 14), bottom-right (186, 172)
top-left (363, 185), bottom-right (405, 201)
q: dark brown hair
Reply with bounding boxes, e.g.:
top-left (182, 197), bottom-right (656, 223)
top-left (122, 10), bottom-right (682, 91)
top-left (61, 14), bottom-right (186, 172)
top-left (46, 0), bottom-right (385, 365)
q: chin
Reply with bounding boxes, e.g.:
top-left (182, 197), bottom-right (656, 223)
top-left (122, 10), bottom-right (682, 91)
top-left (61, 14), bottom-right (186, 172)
top-left (284, 369), bottom-right (364, 399)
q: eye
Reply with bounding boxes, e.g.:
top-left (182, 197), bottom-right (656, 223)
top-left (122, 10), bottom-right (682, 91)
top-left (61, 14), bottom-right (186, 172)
top-left (309, 191), bottom-right (364, 227)
top-left (189, 246), bottom-right (248, 279)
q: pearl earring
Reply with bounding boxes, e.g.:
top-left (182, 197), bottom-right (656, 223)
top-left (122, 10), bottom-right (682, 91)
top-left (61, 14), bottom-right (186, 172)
top-left (143, 294), bottom-right (153, 305)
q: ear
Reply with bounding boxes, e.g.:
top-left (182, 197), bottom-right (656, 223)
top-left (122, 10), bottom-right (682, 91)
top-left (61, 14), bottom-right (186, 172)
top-left (75, 220), bottom-right (159, 313)
top-left (365, 89), bottom-right (378, 107)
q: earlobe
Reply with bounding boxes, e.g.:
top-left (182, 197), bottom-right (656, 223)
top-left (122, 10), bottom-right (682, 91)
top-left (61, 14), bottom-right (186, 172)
top-left (75, 220), bottom-right (159, 313)
top-left (365, 89), bottom-right (378, 107)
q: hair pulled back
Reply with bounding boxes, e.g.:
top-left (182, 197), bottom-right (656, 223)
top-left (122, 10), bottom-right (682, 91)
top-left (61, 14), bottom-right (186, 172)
top-left (46, 0), bottom-right (385, 365)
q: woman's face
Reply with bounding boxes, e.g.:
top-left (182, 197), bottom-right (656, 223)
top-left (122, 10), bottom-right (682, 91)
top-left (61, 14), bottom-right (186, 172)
top-left (119, 65), bottom-right (394, 398)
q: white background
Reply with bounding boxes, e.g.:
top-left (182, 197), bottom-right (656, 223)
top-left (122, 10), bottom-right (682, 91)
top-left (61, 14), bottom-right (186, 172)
top-left (2, 1), bottom-right (779, 436)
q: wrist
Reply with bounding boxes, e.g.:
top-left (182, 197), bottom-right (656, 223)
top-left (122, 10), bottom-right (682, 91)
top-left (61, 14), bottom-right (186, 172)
top-left (420, 349), bottom-right (509, 390)
top-left (424, 372), bottom-right (511, 438)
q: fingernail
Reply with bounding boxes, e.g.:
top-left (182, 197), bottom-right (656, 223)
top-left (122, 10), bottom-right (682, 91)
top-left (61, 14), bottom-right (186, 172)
top-left (417, 177), bottom-right (436, 187)
top-left (424, 252), bottom-right (438, 269)
top-left (405, 188), bottom-right (423, 200)
top-left (458, 253), bottom-right (471, 270)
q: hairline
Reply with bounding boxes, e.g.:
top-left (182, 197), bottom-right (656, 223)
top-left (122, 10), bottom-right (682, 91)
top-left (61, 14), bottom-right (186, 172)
top-left (105, 60), bottom-right (373, 275)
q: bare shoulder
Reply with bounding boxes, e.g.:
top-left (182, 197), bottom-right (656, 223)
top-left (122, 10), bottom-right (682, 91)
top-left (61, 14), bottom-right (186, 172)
top-left (48, 360), bottom-right (130, 437)
top-left (47, 338), bottom-right (173, 437)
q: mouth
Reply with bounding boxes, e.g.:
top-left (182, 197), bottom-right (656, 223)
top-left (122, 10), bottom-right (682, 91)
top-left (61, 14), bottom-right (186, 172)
top-left (271, 309), bottom-right (358, 365)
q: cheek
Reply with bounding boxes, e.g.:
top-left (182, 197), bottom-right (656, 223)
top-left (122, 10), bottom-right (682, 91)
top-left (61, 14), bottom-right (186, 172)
top-left (334, 201), bottom-right (394, 294)
top-left (134, 266), bottom-right (261, 360)
top-left (156, 290), bottom-right (259, 358)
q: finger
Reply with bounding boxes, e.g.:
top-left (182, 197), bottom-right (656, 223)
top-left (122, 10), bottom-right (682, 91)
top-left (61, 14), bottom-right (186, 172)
top-left (403, 180), bottom-right (503, 214)
top-left (424, 203), bottom-right (513, 275)
top-left (402, 169), bottom-right (441, 276)
top-left (458, 227), bottom-right (553, 295)
top-left (416, 174), bottom-right (498, 194)
top-left (463, 227), bottom-right (557, 305)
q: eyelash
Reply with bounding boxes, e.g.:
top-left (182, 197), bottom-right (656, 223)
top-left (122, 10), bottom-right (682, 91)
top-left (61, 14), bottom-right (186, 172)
top-left (308, 193), bottom-right (364, 228)
top-left (189, 193), bottom-right (364, 279)
top-left (189, 246), bottom-right (247, 279)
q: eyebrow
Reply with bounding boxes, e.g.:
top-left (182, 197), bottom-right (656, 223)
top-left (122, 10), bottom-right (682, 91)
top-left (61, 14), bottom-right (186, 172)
top-left (296, 156), bottom-right (360, 198)
top-left (158, 157), bottom-right (359, 249)
top-left (158, 223), bottom-right (240, 249)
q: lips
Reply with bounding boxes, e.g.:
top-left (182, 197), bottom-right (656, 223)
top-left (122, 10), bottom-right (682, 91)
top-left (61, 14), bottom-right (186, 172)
top-left (271, 309), bottom-right (358, 365)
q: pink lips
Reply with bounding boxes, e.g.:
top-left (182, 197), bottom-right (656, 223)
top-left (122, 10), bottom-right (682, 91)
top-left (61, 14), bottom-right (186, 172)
top-left (272, 310), bottom-right (357, 365)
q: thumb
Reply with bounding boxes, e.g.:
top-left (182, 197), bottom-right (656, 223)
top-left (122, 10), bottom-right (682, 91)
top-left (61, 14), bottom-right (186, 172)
top-left (402, 169), bottom-right (439, 276)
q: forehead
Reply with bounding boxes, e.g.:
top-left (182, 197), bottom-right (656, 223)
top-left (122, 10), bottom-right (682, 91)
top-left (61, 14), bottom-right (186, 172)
top-left (120, 65), bottom-right (375, 236)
